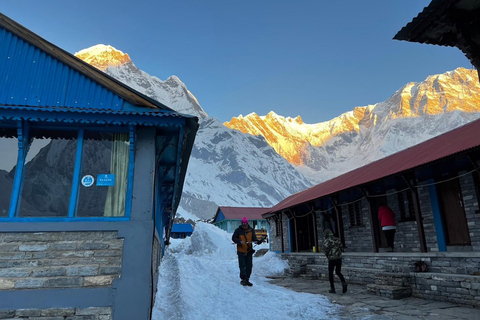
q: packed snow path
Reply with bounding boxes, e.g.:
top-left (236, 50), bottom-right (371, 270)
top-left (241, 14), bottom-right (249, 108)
top-left (152, 223), bottom-right (368, 320)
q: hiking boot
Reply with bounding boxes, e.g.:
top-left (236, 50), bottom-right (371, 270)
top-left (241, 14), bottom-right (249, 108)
top-left (328, 288), bottom-right (336, 294)
top-left (342, 281), bottom-right (348, 293)
top-left (245, 280), bottom-right (253, 286)
top-left (240, 280), bottom-right (248, 286)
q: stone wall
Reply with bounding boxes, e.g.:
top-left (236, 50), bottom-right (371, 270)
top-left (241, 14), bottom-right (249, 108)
top-left (0, 307), bottom-right (112, 320)
top-left (386, 190), bottom-right (422, 252)
top-left (282, 251), bottom-right (480, 308)
top-left (268, 172), bottom-right (480, 255)
top-left (460, 172), bottom-right (480, 251)
top-left (342, 199), bottom-right (373, 252)
top-left (0, 231), bottom-right (123, 290)
top-left (417, 183), bottom-right (439, 252)
top-left (267, 213), bottom-right (291, 252)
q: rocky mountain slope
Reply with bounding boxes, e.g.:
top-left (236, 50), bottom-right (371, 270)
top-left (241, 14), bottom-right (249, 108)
top-left (75, 45), bottom-right (480, 218)
top-left (225, 68), bottom-right (480, 183)
top-left (75, 45), bottom-right (312, 220)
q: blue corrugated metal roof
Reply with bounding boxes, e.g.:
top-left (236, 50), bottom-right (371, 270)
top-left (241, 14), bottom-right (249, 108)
top-left (0, 27), bottom-right (124, 110)
top-left (171, 224), bottom-right (194, 233)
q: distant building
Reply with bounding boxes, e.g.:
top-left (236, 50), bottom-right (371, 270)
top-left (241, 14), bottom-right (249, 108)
top-left (171, 223), bottom-right (194, 238)
top-left (0, 13), bottom-right (198, 319)
top-left (264, 116), bottom-right (480, 307)
top-left (213, 206), bottom-right (270, 238)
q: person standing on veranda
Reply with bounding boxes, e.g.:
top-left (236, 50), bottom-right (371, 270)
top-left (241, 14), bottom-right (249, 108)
top-left (378, 205), bottom-right (397, 252)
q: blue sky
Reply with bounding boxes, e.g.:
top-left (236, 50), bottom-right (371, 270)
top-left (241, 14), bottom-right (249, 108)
top-left (2, 0), bottom-right (473, 123)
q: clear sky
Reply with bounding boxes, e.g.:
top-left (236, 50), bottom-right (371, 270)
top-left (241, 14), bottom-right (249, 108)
top-left (2, 0), bottom-right (473, 124)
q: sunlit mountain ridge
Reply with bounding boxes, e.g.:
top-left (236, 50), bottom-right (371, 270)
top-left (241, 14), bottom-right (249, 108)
top-left (75, 45), bottom-right (480, 218)
top-left (224, 68), bottom-right (480, 170)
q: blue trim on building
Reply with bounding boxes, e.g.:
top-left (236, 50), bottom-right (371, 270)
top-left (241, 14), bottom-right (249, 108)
top-left (217, 212), bottom-right (225, 222)
top-left (0, 217), bottom-right (130, 222)
top-left (8, 122), bottom-right (25, 218)
top-left (429, 181), bottom-right (446, 251)
top-left (0, 105), bottom-right (189, 127)
top-left (172, 223), bottom-right (194, 233)
top-left (125, 127), bottom-right (135, 219)
top-left (68, 129), bottom-right (84, 217)
top-left (172, 126), bottom-right (185, 210)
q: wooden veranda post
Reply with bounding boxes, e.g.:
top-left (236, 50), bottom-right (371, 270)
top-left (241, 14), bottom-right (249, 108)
top-left (307, 204), bottom-right (318, 252)
top-left (402, 174), bottom-right (427, 252)
top-left (328, 197), bottom-right (345, 247)
top-left (360, 187), bottom-right (379, 253)
top-left (279, 213), bottom-right (285, 253)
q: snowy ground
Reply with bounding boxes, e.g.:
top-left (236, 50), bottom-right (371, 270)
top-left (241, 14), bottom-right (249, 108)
top-left (152, 222), bottom-right (369, 320)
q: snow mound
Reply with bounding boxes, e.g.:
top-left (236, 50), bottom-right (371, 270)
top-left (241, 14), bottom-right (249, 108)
top-left (153, 222), bottom-right (349, 320)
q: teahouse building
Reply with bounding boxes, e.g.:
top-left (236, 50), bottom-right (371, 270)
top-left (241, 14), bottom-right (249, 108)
top-left (262, 0), bottom-right (480, 307)
top-left (263, 117), bottom-right (480, 306)
top-left (171, 223), bottom-right (194, 239)
top-left (0, 13), bottom-right (198, 319)
top-left (213, 206), bottom-right (270, 237)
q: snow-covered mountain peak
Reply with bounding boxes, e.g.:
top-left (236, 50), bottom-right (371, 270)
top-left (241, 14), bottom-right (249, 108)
top-left (75, 45), bottom-right (208, 120)
top-left (75, 44), bottom-right (131, 71)
top-left (225, 68), bottom-right (480, 173)
top-left (75, 45), bottom-right (480, 220)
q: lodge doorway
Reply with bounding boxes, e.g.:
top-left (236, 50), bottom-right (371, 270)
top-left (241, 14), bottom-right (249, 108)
top-left (437, 178), bottom-right (471, 246)
top-left (290, 212), bottom-right (316, 252)
top-left (372, 196), bottom-right (388, 249)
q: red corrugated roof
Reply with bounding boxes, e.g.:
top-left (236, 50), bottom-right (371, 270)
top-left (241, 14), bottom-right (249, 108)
top-left (269, 118), bottom-right (480, 214)
top-left (218, 206), bottom-right (271, 220)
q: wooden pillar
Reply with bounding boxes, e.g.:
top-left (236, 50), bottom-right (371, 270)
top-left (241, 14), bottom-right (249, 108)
top-left (360, 188), bottom-right (379, 253)
top-left (403, 174), bottom-right (427, 253)
top-left (279, 213), bottom-right (284, 253)
top-left (307, 203), bottom-right (318, 252)
top-left (328, 197), bottom-right (345, 247)
top-left (292, 211), bottom-right (299, 252)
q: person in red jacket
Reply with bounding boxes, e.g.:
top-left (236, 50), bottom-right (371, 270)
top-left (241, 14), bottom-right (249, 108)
top-left (378, 205), bottom-right (397, 252)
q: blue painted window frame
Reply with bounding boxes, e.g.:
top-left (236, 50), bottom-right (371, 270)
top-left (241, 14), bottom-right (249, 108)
top-left (1, 121), bottom-right (135, 221)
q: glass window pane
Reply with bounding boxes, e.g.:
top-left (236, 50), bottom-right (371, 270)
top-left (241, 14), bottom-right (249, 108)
top-left (18, 129), bottom-right (77, 217)
top-left (77, 131), bottom-right (129, 217)
top-left (0, 127), bottom-right (18, 217)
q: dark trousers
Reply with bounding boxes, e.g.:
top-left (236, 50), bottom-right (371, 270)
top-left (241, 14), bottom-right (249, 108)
top-left (384, 229), bottom-right (396, 249)
top-left (237, 252), bottom-right (253, 280)
top-left (328, 259), bottom-right (346, 289)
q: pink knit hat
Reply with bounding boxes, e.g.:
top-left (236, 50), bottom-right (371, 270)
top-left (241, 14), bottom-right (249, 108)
top-left (241, 217), bottom-right (248, 224)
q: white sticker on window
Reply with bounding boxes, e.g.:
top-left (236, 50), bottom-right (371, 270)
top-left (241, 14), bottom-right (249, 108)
top-left (81, 175), bottom-right (95, 187)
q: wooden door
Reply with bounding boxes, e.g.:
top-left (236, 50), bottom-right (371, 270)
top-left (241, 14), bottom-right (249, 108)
top-left (437, 178), bottom-right (471, 246)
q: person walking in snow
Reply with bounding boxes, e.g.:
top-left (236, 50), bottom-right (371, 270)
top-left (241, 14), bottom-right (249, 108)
top-left (378, 205), bottom-right (397, 252)
top-left (323, 229), bottom-right (347, 294)
top-left (232, 217), bottom-right (262, 286)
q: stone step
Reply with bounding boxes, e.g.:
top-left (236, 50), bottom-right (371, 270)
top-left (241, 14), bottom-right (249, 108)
top-left (367, 284), bottom-right (412, 299)
top-left (374, 272), bottom-right (411, 287)
top-left (298, 273), bottom-right (317, 280)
